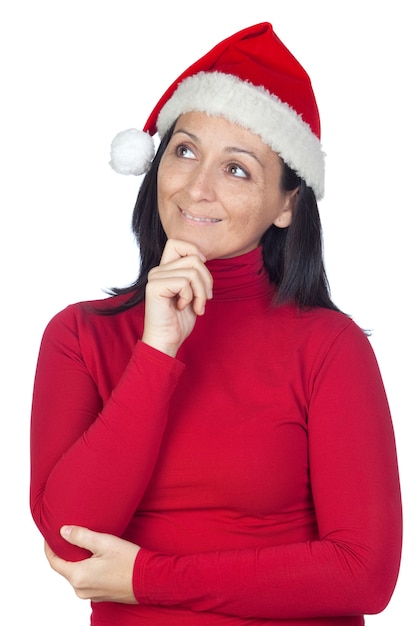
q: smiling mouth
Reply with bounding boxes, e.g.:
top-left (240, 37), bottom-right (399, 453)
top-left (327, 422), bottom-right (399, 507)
top-left (180, 209), bottom-right (221, 223)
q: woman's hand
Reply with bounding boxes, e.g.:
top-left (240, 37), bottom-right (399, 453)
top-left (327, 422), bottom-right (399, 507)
top-left (142, 239), bottom-right (213, 357)
top-left (44, 526), bottom-right (140, 604)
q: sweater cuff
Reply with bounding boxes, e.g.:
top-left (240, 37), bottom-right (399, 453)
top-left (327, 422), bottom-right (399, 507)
top-left (133, 547), bottom-right (155, 604)
top-left (134, 339), bottom-right (185, 373)
top-left (133, 548), bottom-right (182, 606)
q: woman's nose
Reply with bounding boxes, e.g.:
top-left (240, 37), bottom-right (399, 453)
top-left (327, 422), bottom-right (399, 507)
top-left (185, 164), bottom-right (217, 202)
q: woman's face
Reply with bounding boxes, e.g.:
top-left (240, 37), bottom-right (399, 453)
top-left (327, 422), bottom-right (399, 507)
top-left (157, 111), bottom-right (298, 260)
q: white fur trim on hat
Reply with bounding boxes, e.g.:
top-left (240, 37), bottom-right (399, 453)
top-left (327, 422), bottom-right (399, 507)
top-left (109, 128), bottom-right (155, 176)
top-left (157, 72), bottom-right (325, 199)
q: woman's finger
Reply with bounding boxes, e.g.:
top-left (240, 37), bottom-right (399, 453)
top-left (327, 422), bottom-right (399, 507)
top-left (147, 267), bottom-right (212, 315)
top-left (160, 238), bottom-right (207, 265)
top-left (59, 525), bottom-right (100, 552)
top-left (44, 541), bottom-right (60, 570)
top-left (153, 251), bottom-right (213, 302)
top-left (44, 541), bottom-right (74, 578)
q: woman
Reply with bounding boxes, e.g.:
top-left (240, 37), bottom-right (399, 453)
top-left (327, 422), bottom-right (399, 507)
top-left (30, 22), bottom-right (402, 625)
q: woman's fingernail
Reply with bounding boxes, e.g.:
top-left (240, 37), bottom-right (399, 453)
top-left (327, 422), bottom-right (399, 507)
top-left (60, 525), bottom-right (72, 537)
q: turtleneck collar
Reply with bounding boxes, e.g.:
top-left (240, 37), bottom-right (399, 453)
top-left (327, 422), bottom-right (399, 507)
top-left (206, 247), bottom-right (275, 302)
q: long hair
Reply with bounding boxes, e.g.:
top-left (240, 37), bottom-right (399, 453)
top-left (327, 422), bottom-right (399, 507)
top-left (262, 166), bottom-right (340, 311)
top-left (102, 123), bottom-right (341, 314)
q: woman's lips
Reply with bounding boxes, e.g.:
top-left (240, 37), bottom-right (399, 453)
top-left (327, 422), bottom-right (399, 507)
top-left (180, 208), bottom-right (221, 223)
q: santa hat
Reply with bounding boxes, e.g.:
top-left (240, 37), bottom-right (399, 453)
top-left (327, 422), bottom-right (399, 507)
top-left (110, 22), bottom-right (325, 199)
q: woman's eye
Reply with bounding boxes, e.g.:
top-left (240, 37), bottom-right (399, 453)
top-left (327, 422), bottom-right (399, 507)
top-left (176, 144), bottom-right (195, 159)
top-left (227, 163), bottom-right (248, 178)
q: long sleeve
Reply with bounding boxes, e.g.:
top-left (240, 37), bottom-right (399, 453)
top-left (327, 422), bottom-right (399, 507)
top-left (133, 320), bottom-right (402, 620)
top-left (30, 302), bottom-right (184, 560)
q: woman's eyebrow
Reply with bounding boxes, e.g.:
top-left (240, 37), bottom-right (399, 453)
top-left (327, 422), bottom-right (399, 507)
top-left (172, 128), bottom-right (199, 142)
top-left (225, 146), bottom-right (262, 166)
top-left (172, 129), bottom-right (263, 166)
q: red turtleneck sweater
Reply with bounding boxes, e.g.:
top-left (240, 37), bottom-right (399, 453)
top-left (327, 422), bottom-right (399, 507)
top-left (30, 248), bottom-right (402, 625)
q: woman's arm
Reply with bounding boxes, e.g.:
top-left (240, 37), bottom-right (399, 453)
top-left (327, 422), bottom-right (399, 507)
top-left (30, 240), bottom-right (212, 562)
top-left (132, 324), bottom-right (402, 619)
top-left (30, 319), bottom-right (184, 561)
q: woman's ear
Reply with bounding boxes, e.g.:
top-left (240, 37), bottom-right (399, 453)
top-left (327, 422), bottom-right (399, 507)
top-left (273, 187), bottom-right (299, 229)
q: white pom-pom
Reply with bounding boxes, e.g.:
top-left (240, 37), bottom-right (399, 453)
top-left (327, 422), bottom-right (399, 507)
top-left (109, 128), bottom-right (155, 175)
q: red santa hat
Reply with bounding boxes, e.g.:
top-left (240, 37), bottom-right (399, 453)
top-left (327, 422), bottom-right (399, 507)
top-left (110, 22), bottom-right (325, 199)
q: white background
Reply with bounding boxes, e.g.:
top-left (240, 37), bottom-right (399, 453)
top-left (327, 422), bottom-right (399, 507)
top-left (1, 1), bottom-right (415, 623)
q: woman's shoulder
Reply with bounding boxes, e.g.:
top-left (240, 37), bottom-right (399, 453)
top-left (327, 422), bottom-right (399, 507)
top-left (277, 303), bottom-right (371, 357)
top-left (35, 294), bottom-right (147, 386)
top-left (43, 293), bottom-right (144, 341)
top-left (279, 302), bottom-right (359, 334)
